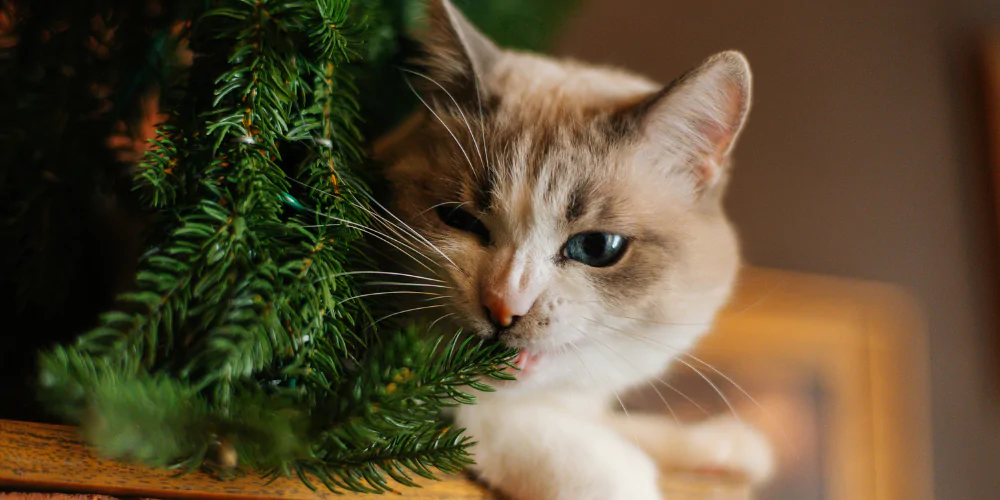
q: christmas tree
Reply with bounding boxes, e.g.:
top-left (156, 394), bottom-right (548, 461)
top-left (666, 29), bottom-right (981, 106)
top-left (0, 0), bottom-right (578, 493)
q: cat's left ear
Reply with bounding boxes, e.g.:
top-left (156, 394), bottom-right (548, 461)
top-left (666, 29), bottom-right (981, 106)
top-left (413, 0), bottom-right (501, 106)
top-left (630, 51), bottom-right (752, 196)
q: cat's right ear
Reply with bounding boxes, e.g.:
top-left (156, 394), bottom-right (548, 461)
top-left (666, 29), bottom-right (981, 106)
top-left (624, 51), bottom-right (752, 198)
top-left (413, 0), bottom-right (501, 106)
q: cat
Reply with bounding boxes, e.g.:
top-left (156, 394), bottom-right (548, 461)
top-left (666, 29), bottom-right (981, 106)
top-left (373, 1), bottom-right (774, 498)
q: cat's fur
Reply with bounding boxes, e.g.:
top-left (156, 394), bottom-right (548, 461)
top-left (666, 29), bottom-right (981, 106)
top-left (374, 1), bottom-right (773, 498)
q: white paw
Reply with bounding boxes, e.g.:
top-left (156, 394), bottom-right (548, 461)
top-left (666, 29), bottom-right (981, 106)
top-left (475, 448), bottom-right (663, 500)
top-left (470, 435), bottom-right (663, 500)
top-left (687, 415), bottom-right (775, 484)
top-left (559, 464), bottom-right (663, 500)
top-left (595, 455), bottom-right (663, 500)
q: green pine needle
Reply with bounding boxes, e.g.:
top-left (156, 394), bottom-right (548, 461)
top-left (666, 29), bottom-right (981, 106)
top-left (5, 0), bottom-right (578, 494)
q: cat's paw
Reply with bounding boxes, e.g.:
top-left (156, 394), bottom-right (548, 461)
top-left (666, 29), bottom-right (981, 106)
top-left (476, 444), bottom-right (664, 500)
top-left (686, 415), bottom-right (775, 484)
top-left (557, 461), bottom-right (663, 500)
top-left (593, 454), bottom-right (663, 500)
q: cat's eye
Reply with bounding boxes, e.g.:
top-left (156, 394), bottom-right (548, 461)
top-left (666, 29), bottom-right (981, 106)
top-left (436, 206), bottom-right (490, 243)
top-left (562, 232), bottom-right (628, 267)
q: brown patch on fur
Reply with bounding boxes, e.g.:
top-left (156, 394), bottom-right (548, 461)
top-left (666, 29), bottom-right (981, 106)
top-left (565, 186), bottom-right (587, 222)
top-left (473, 163), bottom-right (496, 210)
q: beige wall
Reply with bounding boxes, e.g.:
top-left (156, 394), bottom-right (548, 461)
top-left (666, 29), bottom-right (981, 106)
top-left (555, 0), bottom-right (1000, 497)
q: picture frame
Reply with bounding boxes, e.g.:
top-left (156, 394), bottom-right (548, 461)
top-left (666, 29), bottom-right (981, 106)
top-left (626, 267), bottom-right (933, 500)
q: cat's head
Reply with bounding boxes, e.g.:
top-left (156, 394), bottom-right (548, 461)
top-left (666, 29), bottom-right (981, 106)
top-left (376, 0), bottom-right (750, 388)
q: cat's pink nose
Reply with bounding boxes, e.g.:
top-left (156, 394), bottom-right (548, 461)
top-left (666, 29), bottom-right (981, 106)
top-left (482, 289), bottom-right (534, 329)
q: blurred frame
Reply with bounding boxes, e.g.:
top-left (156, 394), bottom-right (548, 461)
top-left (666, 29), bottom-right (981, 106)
top-left (628, 267), bottom-right (934, 500)
top-left (981, 33), bottom-right (1000, 394)
top-left (985, 34), bottom-right (1000, 243)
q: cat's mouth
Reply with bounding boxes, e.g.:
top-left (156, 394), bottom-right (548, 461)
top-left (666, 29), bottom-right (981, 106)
top-left (507, 349), bottom-right (543, 377)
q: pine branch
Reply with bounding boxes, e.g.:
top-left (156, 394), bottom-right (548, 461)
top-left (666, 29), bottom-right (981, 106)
top-left (17, 0), bottom-right (578, 493)
top-left (295, 422), bottom-right (474, 493)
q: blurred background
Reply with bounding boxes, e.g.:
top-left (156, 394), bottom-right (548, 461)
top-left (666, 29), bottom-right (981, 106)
top-left (3, 0), bottom-right (997, 498)
top-left (552, 0), bottom-right (1000, 498)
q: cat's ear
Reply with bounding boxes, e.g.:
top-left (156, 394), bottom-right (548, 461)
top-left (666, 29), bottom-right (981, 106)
top-left (630, 51), bottom-right (752, 195)
top-left (414, 0), bottom-right (500, 105)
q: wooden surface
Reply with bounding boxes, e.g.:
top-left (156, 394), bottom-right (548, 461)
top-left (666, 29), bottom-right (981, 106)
top-left (0, 419), bottom-right (490, 500)
top-left (0, 418), bottom-right (750, 499)
top-left (0, 495), bottom-right (148, 500)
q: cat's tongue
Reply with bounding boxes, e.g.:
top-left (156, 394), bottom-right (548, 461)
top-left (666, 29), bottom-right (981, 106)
top-left (511, 350), bottom-right (540, 376)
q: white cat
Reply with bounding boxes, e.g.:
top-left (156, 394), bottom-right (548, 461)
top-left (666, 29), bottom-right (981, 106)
top-left (374, 1), bottom-right (774, 498)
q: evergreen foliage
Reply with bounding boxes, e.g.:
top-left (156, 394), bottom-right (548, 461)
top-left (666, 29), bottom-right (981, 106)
top-left (1, 0), bottom-right (578, 493)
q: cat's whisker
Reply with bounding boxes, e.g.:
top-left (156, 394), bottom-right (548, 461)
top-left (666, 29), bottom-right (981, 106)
top-left (417, 294), bottom-right (455, 303)
top-left (561, 341), bottom-right (683, 447)
top-left (312, 270), bottom-right (446, 284)
top-left (601, 375), bottom-right (640, 445)
top-left (464, 51), bottom-right (491, 174)
top-left (565, 340), bottom-right (605, 397)
top-left (426, 312), bottom-right (457, 333)
top-left (360, 281), bottom-right (453, 290)
top-left (606, 312), bottom-right (712, 328)
top-left (403, 75), bottom-right (481, 182)
top-left (350, 197), bottom-right (435, 254)
top-left (474, 69), bottom-right (490, 173)
top-left (369, 303), bottom-right (448, 328)
top-left (419, 200), bottom-right (471, 216)
top-left (653, 376), bottom-right (712, 418)
top-left (341, 224), bottom-right (440, 276)
top-left (575, 326), bottom-right (681, 425)
top-left (567, 280), bottom-right (783, 327)
top-left (337, 290), bottom-right (445, 306)
top-left (605, 313), bottom-right (710, 328)
top-left (683, 352), bottom-right (795, 453)
top-left (583, 317), bottom-right (784, 435)
top-left (581, 317), bottom-right (711, 417)
top-left (621, 278), bottom-right (783, 324)
top-left (285, 178), bottom-right (448, 276)
top-left (323, 219), bottom-right (442, 278)
top-left (562, 299), bottom-right (713, 328)
top-left (341, 176), bottom-right (465, 277)
top-left (582, 317), bottom-right (695, 353)
top-left (672, 356), bottom-right (741, 421)
top-left (725, 277), bottom-right (782, 317)
top-left (340, 198), bottom-right (446, 266)
top-left (300, 223), bottom-right (440, 282)
top-left (400, 68), bottom-right (486, 169)
top-left (353, 245), bottom-right (448, 285)
top-left (643, 373), bottom-right (680, 425)
top-left (576, 318), bottom-right (682, 425)
top-left (593, 316), bottom-right (782, 355)
top-left (283, 190), bottom-right (442, 275)
top-left (565, 327), bottom-right (638, 444)
top-left (300, 219), bottom-right (424, 261)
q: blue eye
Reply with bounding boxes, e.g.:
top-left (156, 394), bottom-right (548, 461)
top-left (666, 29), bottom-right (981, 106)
top-left (563, 232), bottom-right (628, 267)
